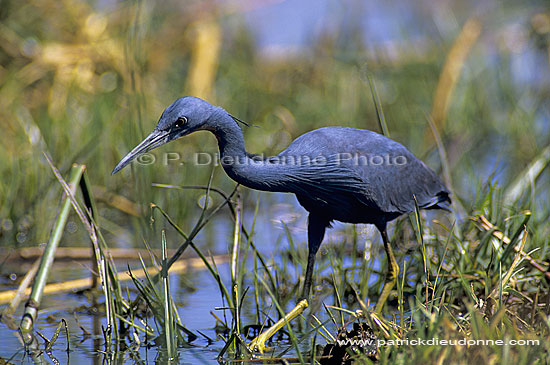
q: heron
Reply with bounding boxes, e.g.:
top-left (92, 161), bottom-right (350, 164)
top-left (112, 96), bottom-right (451, 315)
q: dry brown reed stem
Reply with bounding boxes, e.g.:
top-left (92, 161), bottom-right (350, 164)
top-left (471, 214), bottom-right (550, 280)
top-left (429, 17), bottom-right (482, 141)
top-left (0, 254), bottom-right (229, 305)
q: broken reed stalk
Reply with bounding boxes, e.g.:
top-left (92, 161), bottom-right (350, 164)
top-left (19, 164), bottom-right (86, 339)
top-left (472, 214), bottom-right (550, 279)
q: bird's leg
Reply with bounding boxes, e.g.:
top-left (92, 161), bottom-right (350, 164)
top-left (301, 214), bottom-right (328, 300)
top-left (249, 215), bottom-right (326, 353)
top-left (374, 228), bottom-right (399, 313)
top-left (301, 250), bottom-right (317, 300)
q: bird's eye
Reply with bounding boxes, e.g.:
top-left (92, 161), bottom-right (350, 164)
top-left (174, 117), bottom-right (187, 128)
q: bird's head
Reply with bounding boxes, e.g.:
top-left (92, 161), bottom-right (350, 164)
top-left (111, 96), bottom-right (218, 175)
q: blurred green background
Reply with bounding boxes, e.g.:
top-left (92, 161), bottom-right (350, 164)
top-left (0, 0), bottom-right (548, 249)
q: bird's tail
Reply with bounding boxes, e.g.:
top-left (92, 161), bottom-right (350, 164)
top-left (432, 191), bottom-right (452, 212)
top-left (420, 191), bottom-right (452, 212)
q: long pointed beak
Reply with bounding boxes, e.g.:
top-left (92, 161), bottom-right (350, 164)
top-left (111, 129), bottom-right (170, 175)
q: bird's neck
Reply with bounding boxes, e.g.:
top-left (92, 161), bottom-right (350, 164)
top-left (209, 108), bottom-right (247, 159)
top-left (209, 108), bottom-right (291, 192)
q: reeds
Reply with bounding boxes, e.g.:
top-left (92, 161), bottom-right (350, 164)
top-left (4, 144), bottom-right (549, 363)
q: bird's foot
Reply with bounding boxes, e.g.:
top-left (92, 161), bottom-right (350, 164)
top-left (248, 299), bottom-right (308, 353)
top-left (374, 279), bottom-right (396, 313)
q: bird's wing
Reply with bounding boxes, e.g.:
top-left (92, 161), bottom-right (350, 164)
top-left (352, 151), bottom-right (451, 214)
top-left (278, 152), bottom-right (450, 216)
top-left (276, 127), bottom-right (450, 215)
top-left (277, 154), bottom-right (380, 209)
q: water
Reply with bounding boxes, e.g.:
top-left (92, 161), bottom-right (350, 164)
top-left (0, 190), bottom-right (388, 363)
top-left (1, 267), bottom-right (231, 363)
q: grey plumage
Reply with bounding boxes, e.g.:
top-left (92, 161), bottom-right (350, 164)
top-left (112, 96), bottom-right (451, 305)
